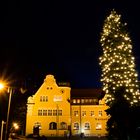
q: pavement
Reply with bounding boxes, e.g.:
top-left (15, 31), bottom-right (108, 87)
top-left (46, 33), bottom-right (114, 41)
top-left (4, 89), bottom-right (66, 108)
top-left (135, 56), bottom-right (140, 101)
top-left (17, 135), bottom-right (107, 140)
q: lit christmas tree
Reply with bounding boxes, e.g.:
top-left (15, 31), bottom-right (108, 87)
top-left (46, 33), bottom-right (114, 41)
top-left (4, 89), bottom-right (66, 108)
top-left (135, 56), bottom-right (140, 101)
top-left (99, 10), bottom-right (140, 106)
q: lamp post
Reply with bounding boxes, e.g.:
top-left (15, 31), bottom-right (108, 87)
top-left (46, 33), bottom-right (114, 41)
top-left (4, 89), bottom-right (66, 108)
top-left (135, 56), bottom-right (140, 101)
top-left (5, 88), bottom-right (13, 140)
top-left (1, 120), bottom-right (6, 140)
top-left (0, 83), bottom-right (5, 140)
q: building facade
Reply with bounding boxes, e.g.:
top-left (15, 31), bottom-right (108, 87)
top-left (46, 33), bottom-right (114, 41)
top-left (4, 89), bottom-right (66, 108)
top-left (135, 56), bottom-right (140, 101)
top-left (26, 74), bottom-right (108, 137)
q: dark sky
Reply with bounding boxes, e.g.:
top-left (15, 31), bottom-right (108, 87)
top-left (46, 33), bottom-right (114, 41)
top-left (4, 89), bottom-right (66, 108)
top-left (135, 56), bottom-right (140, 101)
top-left (0, 0), bottom-right (140, 88)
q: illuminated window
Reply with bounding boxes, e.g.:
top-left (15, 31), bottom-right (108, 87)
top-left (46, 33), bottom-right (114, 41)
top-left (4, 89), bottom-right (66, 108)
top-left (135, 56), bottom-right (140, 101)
top-left (53, 110), bottom-right (57, 116)
top-left (54, 95), bottom-right (62, 101)
top-left (85, 122), bottom-right (90, 130)
top-left (48, 110), bottom-right (52, 116)
top-left (73, 122), bottom-right (79, 130)
top-left (99, 111), bottom-right (102, 116)
top-left (73, 99), bottom-right (76, 103)
top-left (49, 122), bottom-right (57, 130)
top-left (38, 110), bottom-right (42, 116)
top-left (77, 99), bottom-right (80, 103)
top-left (85, 99), bottom-right (88, 103)
top-left (91, 111), bottom-right (94, 116)
top-left (93, 99), bottom-right (98, 102)
top-left (43, 110), bottom-right (47, 116)
top-left (74, 111), bottom-right (78, 116)
top-left (96, 123), bottom-right (102, 130)
top-left (81, 99), bottom-right (85, 103)
top-left (58, 110), bottom-right (62, 116)
top-left (60, 122), bottom-right (67, 130)
top-left (82, 111), bottom-right (86, 116)
top-left (89, 99), bottom-right (92, 103)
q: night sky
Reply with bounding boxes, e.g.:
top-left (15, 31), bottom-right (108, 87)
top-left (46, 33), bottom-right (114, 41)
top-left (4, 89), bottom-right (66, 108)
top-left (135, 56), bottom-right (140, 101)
top-left (0, 0), bottom-right (140, 89)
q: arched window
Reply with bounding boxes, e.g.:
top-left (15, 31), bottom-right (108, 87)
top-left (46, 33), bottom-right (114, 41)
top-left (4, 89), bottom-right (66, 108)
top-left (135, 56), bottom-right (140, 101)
top-left (73, 122), bottom-right (79, 130)
top-left (49, 122), bottom-right (57, 130)
top-left (60, 122), bottom-right (67, 130)
top-left (84, 122), bottom-right (90, 130)
top-left (96, 123), bottom-right (102, 130)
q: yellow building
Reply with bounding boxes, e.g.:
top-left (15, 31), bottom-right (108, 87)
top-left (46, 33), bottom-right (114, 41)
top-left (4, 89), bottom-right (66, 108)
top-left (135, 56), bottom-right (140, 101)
top-left (26, 74), bottom-right (108, 137)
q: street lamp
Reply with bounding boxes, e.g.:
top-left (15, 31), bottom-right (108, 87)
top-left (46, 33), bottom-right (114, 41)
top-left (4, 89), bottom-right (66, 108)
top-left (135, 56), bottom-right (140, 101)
top-left (1, 120), bottom-right (6, 140)
top-left (0, 82), bottom-right (14, 140)
top-left (13, 122), bottom-right (19, 130)
top-left (0, 82), bottom-right (5, 140)
top-left (5, 87), bottom-right (13, 140)
top-left (0, 83), bottom-right (4, 89)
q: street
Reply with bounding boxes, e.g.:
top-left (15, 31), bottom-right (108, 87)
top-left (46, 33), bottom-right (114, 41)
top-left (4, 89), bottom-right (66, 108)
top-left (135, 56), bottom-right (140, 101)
top-left (17, 136), bottom-right (107, 140)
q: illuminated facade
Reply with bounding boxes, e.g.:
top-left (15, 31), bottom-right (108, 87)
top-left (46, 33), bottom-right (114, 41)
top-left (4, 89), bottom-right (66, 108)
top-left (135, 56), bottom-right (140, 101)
top-left (26, 74), bottom-right (108, 137)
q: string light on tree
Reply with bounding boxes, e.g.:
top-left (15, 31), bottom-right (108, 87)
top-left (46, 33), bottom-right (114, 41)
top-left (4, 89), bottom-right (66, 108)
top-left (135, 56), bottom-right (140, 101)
top-left (99, 10), bottom-right (140, 106)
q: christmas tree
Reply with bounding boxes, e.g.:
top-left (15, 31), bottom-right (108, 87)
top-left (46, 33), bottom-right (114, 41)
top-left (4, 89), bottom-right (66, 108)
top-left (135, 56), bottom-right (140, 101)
top-left (99, 10), bottom-right (140, 106)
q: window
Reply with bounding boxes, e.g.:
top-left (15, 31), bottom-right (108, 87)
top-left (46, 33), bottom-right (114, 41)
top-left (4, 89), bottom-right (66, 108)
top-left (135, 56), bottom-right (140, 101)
top-left (45, 96), bottom-right (48, 101)
top-left (60, 89), bottom-right (65, 93)
top-left (40, 96), bottom-right (48, 102)
top-left (43, 110), bottom-right (47, 116)
top-left (42, 96), bottom-right (45, 102)
top-left (91, 111), bottom-right (94, 116)
top-left (48, 110), bottom-right (52, 116)
top-left (77, 99), bottom-right (80, 103)
top-left (49, 122), bottom-right (57, 130)
top-left (38, 110), bottom-right (42, 116)
top-left (81, 99), bottom-right (85, 103)
top-left (60, 122), bottom-right (67, 130)
top-left (73, 123), bottom-right (79, 130)
top-left (85, 123), bottom-right (90, 130)
top-left (74, 111), bottom-right (78, 116)
top-left (89, 99), bottom-right (93, 103)
top-left (82, 111), bottom-right (86, 116)
top-left (73, 99), bottom-right (76, 103)
top-left (54, 95), bottom-right (62, 101)
top-left (40, 96), bottom-right (42, 102)
top-left (47, 87), bottom-right (53, 90)
top-left (58, 110), bottom-right (62, 116)
top-left (96, 123), bottom-right (102, 130)
top-left (53, 110), bottom-right (57, 116)
top-left (85, 99), bottom-right (88, 103)
top-left (99, 111), bottom-right (102, 116)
